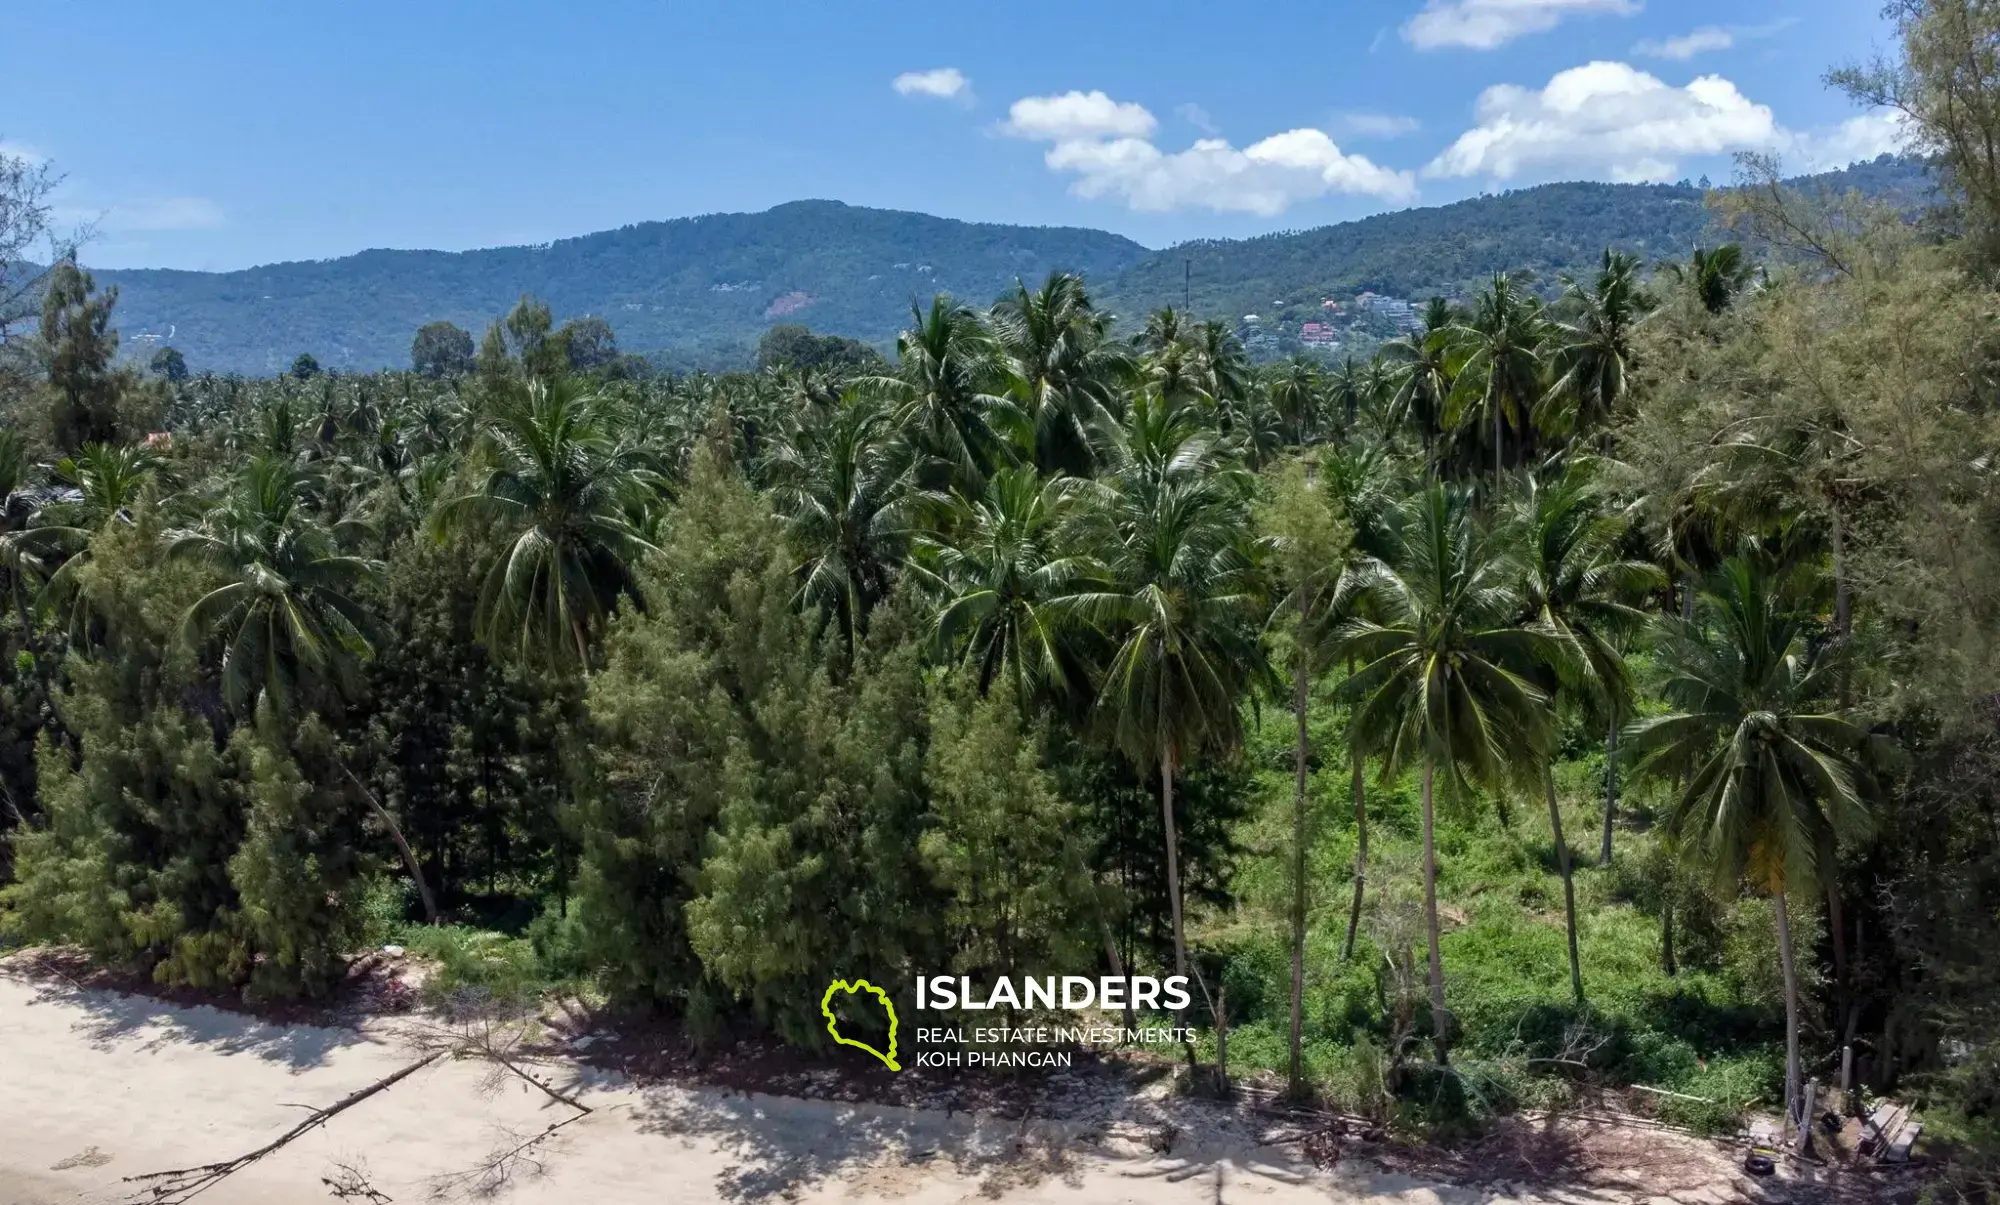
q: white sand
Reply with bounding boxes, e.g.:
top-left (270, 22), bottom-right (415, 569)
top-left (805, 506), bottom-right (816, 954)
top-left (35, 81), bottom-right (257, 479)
top-left (0, 968), bottom-right (1633, 1205)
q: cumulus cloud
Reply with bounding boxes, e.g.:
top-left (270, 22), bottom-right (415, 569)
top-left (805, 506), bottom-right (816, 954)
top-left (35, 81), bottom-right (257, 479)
top-left (1001, 91), bottom-right (1158, 141)
top-left (893, 67), bottom-right (971, 101)
top-left (1633, 27), bottom-right (1734, 60)
top-left (1426, 61), bottom-right (1780, 183)
top-left (1339, 112), bottom-right (1423, 140)
top-left (1404, 0), bottom-right (1640, 51)
top-left (1005, 91), bottom-right (1416, 214)
top-left (1792, 110), bottom-right (1913, 171)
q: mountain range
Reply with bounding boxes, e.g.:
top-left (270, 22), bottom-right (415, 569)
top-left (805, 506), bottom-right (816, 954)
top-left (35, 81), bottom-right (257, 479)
top-left (85, 156), bottom-right (1935, 376)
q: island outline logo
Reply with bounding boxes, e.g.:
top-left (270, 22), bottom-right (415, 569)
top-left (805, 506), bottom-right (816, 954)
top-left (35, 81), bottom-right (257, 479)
top-left (820, 978), bottom-right (900, 1070)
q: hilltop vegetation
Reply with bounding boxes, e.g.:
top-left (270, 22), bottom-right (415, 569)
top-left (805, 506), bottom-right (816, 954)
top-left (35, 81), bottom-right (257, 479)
top-left (74, 158), bottom-right (1934, 376)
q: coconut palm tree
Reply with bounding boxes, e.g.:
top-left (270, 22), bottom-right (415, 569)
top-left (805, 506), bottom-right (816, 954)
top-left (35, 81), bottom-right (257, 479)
top-left (1317, 443), bottom-right (1405, 961)
top-left (432, 377), bottom-right (661, 670)
top-left (1449, 275), bottom-right (1548, 483)
top-left (991, 272), bottom-right (1132, 476)
top-left (911, 465), bottom-right (1099, 706)
top-left (1545, 251), bottom-right (1654, 450)
top-left (1505, 465), bottom-right (1663, 1002)
top-left (1384, 299), bottom-right (1458, 475)
top-left (170, 456), bottom-right (383, 716)
top-left (863, 297), bottom-right (1005, 491)
top-left (1257, 458), bottom-right (1349, 1095)
top-left (1077, 392), bottom-right (1261, 987)
top-left (1624, 558), bottom-right (1881, 1126)
top-left (1265, 357), bottom-right (1326, 448)
top-left (26, 442), bottom-right (162, 643)
top-left (1336, 483), bottom-right (1553, 1063)
top-left (1663, 244), bottom-right (1756, 315)
top-left (766, 395), bottom-right (919, 663)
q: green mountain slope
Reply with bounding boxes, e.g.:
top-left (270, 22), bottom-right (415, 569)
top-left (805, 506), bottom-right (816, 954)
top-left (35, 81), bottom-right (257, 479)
top-left (91, 157), bottom-right (1935, 374)
top-left (94, 200), bottom-right (1149, 374)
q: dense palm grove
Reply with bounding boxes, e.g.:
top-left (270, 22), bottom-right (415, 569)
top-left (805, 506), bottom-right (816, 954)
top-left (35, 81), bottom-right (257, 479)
top-left (5, 8), bottom-right (2000, 1179)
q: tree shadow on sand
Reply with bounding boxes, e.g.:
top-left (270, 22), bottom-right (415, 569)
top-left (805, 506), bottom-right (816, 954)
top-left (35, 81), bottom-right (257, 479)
top-left (2, 959), bottom-right (377, 1070)
top-left (631, 1084), bottom-right (1094, 1203)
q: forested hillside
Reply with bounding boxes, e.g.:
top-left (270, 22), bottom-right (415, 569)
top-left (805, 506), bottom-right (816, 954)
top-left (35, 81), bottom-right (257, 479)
top-left (79, 158), bottom-right (1933, 376)
top-left (88, 201), bottom-right (1148, 375)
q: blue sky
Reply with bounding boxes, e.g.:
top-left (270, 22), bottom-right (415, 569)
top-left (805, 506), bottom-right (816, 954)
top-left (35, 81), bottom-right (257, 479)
top-left (1, 0), bottom-right (1902, 271)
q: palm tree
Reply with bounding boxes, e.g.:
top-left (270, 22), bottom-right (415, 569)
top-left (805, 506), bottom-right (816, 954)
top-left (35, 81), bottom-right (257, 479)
top-left (912, 466), bottom-right (1098, 706)
top-left (991, 272), bottom-right (1132, 476)
top-left (766, 395), bottom-right (918, 662)
top-left (1384, 299), bottom-right (1458, 475)
top-left (1190, 320), bottom-right (1252, 416)
top-left (1258, 458), bottom-right (1348, 1095)
top-left (27, 442), bottom-right (161, 643)
top-left (863, 297), bottom-right (1004, 491)
top-left (1337, 484), bottom-right (1552, 1062)
top-left (1448, 275), bottom-right (1548, 484)
top-left (1078, 392), bottom-right (1261, 989)
top-left (170, 456), bottom-right (383, 716)
top-left (432, 377), bottom-right (661, 669)
top-left (1663, 244), bottom-right (1756, 315)
top-left (1264, 358), bottom-right (1326, 448)
top-left (1505, 465), bottom-right (1663, 1002)
top-left (1317, 444), bottom-right (1405, 961)
top-left (1545, 251), bottom-right (1654, 450)
top-left (1624, 559), bottom-right (1880, 1126)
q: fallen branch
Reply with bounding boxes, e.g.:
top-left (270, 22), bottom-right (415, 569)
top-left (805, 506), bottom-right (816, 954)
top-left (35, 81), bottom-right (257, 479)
top-left (122, 1051), bottom-right (445, 1204)
top-left (1629, 1084), bottom-right (1714, 1104)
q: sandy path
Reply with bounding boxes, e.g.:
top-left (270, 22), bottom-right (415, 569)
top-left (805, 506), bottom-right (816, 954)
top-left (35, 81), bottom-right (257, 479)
top-left (0, 969), bottom-right (1568, 1205)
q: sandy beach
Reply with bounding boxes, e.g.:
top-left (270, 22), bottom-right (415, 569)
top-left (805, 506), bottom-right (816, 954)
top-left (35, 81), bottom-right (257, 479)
top-left (0, 961), bottom-right (1773, 1205)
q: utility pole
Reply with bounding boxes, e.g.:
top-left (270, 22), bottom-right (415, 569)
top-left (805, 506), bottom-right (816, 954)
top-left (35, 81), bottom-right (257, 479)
top-left (1184, 259), bottom-right (1191, 313)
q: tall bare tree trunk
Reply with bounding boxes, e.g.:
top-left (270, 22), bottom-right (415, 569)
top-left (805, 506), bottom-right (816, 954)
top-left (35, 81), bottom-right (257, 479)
top-left (1600, 719), bottom-right (1619, 866)
top-left (1343, 750), bottom-right (1369, 961)
top-left (1289, 651), bottom-right (1310, 1097)
top-left (1288, 648), bottom-right (1320, 1088)
top-left (1774, 884), bottom-right (1804, 1130)
top-left (1161, 749), bottom-right (1187, 984)
top-left (1661, 897), bottom-right (1677, 976)
top-left (1546, 769), bottom-right (1584, 1004)
top-left (1421, 758), bottom-right (1450, 1065)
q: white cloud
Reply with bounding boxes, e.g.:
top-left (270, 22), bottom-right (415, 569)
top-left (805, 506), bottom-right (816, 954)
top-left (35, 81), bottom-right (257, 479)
top-left (64, 196), bottom-right (227, 233)
top-left (1177, 103), bottom-right (1219, 135)
top-left (1792, 110), bottom-right (1913, 171)
top-left (1426, 61), bottom-right (1781, 183)
top-left (1339, 112), bottom-right (1423, 139)
top-left (1000, 91), bottom-right (1158, 141)
top-left (1030, 127), bottom-right (1416, 215)
top-left (1633, 27), bottom-right (1734, 60)
top-left (893, 67), bottom-right (971, 101)
top-left (1404, 0), bottom-right (1640, 51)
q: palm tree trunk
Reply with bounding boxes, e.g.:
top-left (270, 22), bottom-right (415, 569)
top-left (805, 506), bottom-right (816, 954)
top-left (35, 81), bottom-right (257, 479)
top-left (1545, 768), bottom-right (1584, 1004)
top-left (1661, 896), bottom-right (1677, 976)
top-left (1774, 883), bottom-right (1804, 1131)
top-left (1343, 748), bottom-right (1368, 961)
top-left (1831, 504), bottom-right (1851, 643)
top-left (1289, 650), bottom-right (1310, 1097)
top-left (1421, 757), bottom-right (1450, 1065)
top-left (1160, 748), bottom-right (1188, 984)
top-left (1600, 720), bottom-right (1619, 867)
top-left (340, 762), bottom-right (440, 926)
